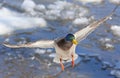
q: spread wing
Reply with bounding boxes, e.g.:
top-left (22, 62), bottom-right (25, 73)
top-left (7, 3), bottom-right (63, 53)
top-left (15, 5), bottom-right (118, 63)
top-left (3, 40), bottom-right (54, 48)
top-left (74, 6), bottom-right (118, 42)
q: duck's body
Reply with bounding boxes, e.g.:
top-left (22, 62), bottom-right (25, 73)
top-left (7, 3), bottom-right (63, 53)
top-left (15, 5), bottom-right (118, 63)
top-left (54, 38), bottom-right (77, 63)
top-left (3, 6), bottom-right (117, 71)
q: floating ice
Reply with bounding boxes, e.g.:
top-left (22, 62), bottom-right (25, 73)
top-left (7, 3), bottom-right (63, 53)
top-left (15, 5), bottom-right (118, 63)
top-left (21, 0), bottom-right (36, 12)
top-left (31, 56), bottom-right (35, 60)
top-left (45, 1), bottom-right (72, 20)
top-left (0, 7), bottom-right (18, 17)
top-left (47, 62), bottom-right (52, 67)
top-left (4, 38), bottom-right (10, 42)
top-left (99, 38), bottom-right (112, 43)
top-left (111, 25), bottom-right (120, 37)
top-left (35, 49), bottom-right (46, 54)
top-left (45, 10), bottom-right (60, 20)
top-left (45, 1), bottom-right (89, 20)
top-left (17, 37), bottom-right (28, 44)
top-left (111, 70), bottom-right (120, 78)
top-left (109, 0), bottom-right (120, 5)
top-left (61, 10), bottom-right (75, 20)
top-left (111, 61), bottom-right (120, 78)
top-left (100, 43), bottom-right (114, 50)
top-left (49, 53), bottom-right (56, 58)
top-left (6, 53), bottom-right (12, 56)
top-left (102, 61), bottom-right (113, 67)
top-left (35, 4), bottom-right (46, 12)
top-left (0, 23), bottom-right (13, 35)
top-left (105, 43), bottom-right (114, 49)
top-left (3, 0), bottom-right (90, 21)
top-left (47, 1), bottom-right (72, 10)
top-left (0, 17), bottom-right (47, 35)
top-left (0, 7), bottom-right (47, 35)
top-left (99, 38), bottom-right (114, 50)
top-left (21, 0), bottom-right (37, 15)
top-left (76, 0), bottom-right (103, 4)
top-left (46, 49), bottom-right (53, 53)
top-left (73, 17), bottom-right (89, 25)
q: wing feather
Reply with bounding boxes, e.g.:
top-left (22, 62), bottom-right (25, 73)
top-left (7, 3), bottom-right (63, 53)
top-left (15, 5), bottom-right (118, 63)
top-left (3, 40), bottom-right (54, 48)
top-left (74, 6), bottom-right (118, 42)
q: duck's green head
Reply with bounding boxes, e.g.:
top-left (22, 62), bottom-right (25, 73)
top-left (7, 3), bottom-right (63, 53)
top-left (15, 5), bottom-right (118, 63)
top-left (65, 33), bottom-right (78, 45)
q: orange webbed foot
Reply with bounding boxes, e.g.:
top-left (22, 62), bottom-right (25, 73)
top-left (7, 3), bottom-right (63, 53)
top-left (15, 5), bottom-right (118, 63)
top-left (71, 54), bottom-right (75, 68)
top-left (60, 58), bottom-right (64, 71)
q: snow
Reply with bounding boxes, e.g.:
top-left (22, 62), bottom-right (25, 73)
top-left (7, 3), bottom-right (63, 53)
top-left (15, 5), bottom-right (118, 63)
top-left (0, 7), bottom-right (47, 35)
top-left (111, 25), bottom-right (120, 37)
top-left (109, 0), bottom-right (120, 5)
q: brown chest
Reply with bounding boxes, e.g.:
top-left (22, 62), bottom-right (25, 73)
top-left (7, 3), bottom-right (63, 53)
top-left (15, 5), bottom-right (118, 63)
top-left (55, 38), bottom-right (73, 51)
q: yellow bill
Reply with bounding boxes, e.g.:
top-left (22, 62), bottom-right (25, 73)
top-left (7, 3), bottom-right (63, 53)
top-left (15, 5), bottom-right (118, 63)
top-left (72, 39), bottom-right (78, 45)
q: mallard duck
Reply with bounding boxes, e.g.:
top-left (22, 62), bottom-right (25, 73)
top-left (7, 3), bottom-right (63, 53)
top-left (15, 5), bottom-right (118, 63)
top-left (3, 6), bottom-right (117, 71)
